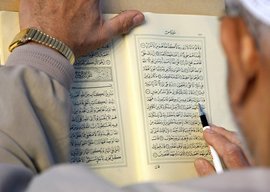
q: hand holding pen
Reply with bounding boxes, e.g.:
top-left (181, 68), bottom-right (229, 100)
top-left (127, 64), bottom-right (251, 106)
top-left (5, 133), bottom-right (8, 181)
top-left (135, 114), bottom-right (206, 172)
top-left (195, 103), bottom-right (251, 176)
top-left (198, 103), bottom-right (224, 174)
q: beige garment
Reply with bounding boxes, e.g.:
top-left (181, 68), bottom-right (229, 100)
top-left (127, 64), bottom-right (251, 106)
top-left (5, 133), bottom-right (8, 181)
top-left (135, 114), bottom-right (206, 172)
top-left (0, 43), bottom-right (74, 173)
top-left (25, 165), bottom-right (270, 192)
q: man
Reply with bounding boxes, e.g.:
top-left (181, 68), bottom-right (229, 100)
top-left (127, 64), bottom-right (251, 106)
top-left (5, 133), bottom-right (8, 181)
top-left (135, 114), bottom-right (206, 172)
top-left (0, 0), bottom-right (269, 191)
top-left (193, 0), bottom-right (270, 180)
top-left (194, 0), bottom-right (270, 181)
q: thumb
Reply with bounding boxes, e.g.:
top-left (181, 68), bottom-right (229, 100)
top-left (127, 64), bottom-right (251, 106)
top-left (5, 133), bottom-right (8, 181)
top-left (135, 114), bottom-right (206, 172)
top-left (194, 158), bottom-right (216, 177)
top-left (204, 127), bottom-right (250, 169)
top-left (101, 11), bottom-right (144, 42)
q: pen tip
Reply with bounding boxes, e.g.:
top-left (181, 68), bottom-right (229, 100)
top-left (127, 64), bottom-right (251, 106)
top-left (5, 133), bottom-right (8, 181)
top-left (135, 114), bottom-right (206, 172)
top-left (198, 103), bottom-right (202, 110)
top-left (198, 103), bottom-right (204, 116)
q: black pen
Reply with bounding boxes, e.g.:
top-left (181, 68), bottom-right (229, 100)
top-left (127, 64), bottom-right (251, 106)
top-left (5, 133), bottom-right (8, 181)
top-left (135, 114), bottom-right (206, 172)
top-left (198, 103), bottom-right (223, 174)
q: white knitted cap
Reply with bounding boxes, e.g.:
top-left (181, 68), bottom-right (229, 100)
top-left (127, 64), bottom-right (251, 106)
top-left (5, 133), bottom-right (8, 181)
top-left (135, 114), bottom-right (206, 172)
top-left (239, 0), bottom-right (270, 25)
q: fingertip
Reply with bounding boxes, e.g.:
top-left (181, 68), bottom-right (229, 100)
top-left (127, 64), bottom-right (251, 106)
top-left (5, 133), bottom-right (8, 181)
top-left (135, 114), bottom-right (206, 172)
top-left (194, 158), bottom-right (215, 177)
top-left (119, 10), bottom-right (144, 27)
top-left (203, 126), bottom-right (215, 134)
top-left (211, 125), bottom-right (225, 131)
top-left (203, 127), bottom-right (219, 147)
top-left (132, 12), bottom-right (145, 27)
top-left (194, 158), bottom-right (209, 167)
top-left (209, 123), bottom-right (218, 128)
top-left (194, 158), bottom-right (205, 168)
top-left (106, 10), bottom-right (144, 36)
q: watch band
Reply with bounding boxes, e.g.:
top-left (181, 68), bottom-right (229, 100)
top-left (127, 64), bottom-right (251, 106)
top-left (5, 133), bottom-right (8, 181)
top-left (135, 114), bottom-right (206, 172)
top-left (9, 28), bottom-right (75, 65)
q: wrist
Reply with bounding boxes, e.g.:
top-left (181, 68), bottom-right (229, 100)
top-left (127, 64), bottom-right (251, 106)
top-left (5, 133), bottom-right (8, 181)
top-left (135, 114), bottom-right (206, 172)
top-left (9, 28), bottom-right (75, 65)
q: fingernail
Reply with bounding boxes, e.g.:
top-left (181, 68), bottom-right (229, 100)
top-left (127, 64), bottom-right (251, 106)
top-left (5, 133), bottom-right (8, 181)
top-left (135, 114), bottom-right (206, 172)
top-left (209, 123), bottom-right (217, 127)
top-left (196, 159), bottom-right (209, 169)
top-left (133, 14), bottom-right (145, 26)
top-left (194, 158), bottom-right (205, 166)
top-left (194, 158), bottom-right (210, 176)
top-left (204, 127), bottom-right (215, 134)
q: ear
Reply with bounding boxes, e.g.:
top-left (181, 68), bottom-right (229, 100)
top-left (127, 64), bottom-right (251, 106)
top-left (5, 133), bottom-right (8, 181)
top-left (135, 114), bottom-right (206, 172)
top-left (239, 19), bottom-right (259, 80)
top-left (221, 17), bottom-right (259, 108)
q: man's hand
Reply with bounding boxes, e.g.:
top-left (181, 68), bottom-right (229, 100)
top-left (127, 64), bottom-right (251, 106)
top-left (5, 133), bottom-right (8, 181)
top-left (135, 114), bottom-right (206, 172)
top-left (194, 125), bottom-right (251, 176)
top-left (19, 0), bottom-right (144, 57)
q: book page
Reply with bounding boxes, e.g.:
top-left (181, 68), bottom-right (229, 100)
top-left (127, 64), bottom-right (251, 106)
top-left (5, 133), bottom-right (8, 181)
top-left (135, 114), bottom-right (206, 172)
top-left (70, 40), bottom-right (141, 186)
top-left (124, 13), bottom-right (237, 183)
top-left (69, 14), bottom-right (145, 186)
top-left (0, 11), bottom-right (19, 64)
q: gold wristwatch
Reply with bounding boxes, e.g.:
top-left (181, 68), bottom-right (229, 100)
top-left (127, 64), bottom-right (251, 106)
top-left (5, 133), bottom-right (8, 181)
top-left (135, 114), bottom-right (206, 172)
top-left (9, 28), bottom-right (75, 65)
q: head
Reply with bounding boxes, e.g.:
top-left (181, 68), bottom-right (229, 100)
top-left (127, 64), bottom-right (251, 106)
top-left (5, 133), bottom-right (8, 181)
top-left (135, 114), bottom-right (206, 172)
top-left (223, 0), bottom-right (270, 166)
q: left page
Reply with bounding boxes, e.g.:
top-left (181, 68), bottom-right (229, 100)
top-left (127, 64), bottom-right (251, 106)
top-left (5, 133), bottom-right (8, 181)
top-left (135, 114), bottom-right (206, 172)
top-left (69, 15), bottom-right (143, 186)
top-left (0, 11), bottom-right (19, 64)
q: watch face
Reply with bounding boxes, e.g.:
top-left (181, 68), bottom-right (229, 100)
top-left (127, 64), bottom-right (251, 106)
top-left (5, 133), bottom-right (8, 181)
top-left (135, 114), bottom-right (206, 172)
top-left (16, 28), bottom-right (30, 43)
top-left (9, 28), bottom-right (31, 52)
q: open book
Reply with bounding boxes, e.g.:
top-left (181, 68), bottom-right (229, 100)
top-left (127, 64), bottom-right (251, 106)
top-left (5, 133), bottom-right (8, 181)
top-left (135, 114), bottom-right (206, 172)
top-left (0, 11), bottom-right (236, 186)
top-left (69, 13), bottom-right (237, 186)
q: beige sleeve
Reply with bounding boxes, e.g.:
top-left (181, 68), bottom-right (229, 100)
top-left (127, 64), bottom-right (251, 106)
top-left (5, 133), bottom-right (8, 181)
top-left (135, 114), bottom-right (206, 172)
top-left (0, 43), bottom-right (74, 173)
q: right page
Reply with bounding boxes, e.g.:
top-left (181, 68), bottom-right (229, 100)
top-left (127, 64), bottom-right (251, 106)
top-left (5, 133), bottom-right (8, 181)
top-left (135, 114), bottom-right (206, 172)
top-left (125, 13), bottom-right (237, 183)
